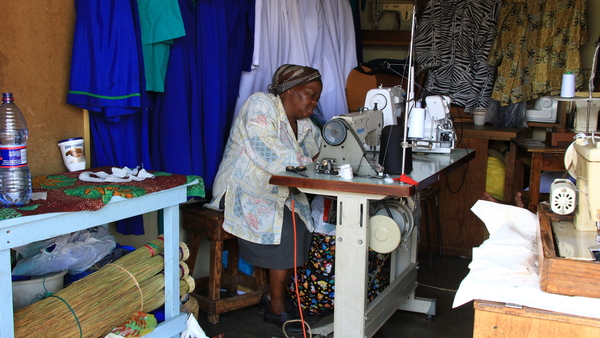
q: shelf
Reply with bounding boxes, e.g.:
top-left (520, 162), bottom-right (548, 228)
top-left (0, 184), bottom-right (191, 338)
top-left (361, 30), bottom-right (411, 46)
top-left (528, 121), bottom-right (566, 129)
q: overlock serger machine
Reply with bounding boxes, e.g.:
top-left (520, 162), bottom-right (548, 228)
top-left (407, 95), bottom-right (456, 153)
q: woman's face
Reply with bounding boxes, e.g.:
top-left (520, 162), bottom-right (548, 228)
top-left (282, 81), bottom-right (322, 122)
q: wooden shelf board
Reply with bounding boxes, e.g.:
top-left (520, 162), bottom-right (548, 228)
top-left (361, 30), bottom-right (411, 46)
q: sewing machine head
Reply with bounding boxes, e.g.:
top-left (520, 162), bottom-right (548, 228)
top-left (526, 96), bottom-right (558, 123)
top-left (315, 110), bottom-right (383, 176)
top-left (364, 85), bottom-right (405, 127)
top-left (372, 1), bottom-right (414, 31)
top-left (337, 109), bottom-right (384, 148)
top-left (566, 136), bottom-right (600, 232)
top-left (571, 95), bottom-right (600, 134)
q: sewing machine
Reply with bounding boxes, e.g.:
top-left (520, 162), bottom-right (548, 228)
top-left (547, 134), bottom-right (600, 262)
top-left (271, 149), bottom-right (476, 337)
top-left (571, 96), bottom-right (600, 134)
top-left (315, 109), bottom-right (383, 177)
top-left (408, 95), bottom-right (456, 153)
top-left (526, 96), bottom-right (558, 123)
top-left (364, 85), bottom-right (405, 127)
top-left (564, 135), bottom-right (600, 232)
top-left (373, 0), bottom-right (414, 31)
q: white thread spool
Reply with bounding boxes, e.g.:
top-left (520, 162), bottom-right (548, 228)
top-left (408, 106), bottom-right (425, 138)
top-left (561, 72), bottom-right (575, 98)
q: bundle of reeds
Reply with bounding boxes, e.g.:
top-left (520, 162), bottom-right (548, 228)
top-left (14, 236), bottom-right (193, 338)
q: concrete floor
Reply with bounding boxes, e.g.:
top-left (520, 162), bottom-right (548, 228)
top-left (195, 255), bottom-right (475, 338)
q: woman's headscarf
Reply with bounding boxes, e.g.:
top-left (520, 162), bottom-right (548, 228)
top-left (267, 64), bottom-right (321, 95)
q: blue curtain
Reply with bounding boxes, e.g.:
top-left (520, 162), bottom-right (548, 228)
top-left (71, 0), bottom-right (254, 235)
top-left (149, 0), bottom-right (255, 190)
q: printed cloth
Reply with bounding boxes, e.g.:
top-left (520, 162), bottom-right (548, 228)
top-left (0, 167), bottom-right (204, 220)
top-left (289, 233), bottom-right (391, 316)
top-left (488, 0), bottom-right (588, 105)
top-left (415, 0), bottom-right (501, 113)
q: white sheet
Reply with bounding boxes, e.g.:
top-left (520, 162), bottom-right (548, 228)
top-left (234, 0), bottom-right (357, 122)
top-left (453, 200), bottom-right (600, 319)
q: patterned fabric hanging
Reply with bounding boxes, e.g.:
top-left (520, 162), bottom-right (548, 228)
top-left (488, 0), bottom-right (588, 105)
top-left (415, 0), bottom-right (502, 113)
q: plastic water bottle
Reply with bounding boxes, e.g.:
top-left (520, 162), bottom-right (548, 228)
top-left (0, 93), bottom-right (32, 207)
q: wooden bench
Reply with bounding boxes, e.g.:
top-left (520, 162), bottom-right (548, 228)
top-left (181, 203), bottom-right (269, 324)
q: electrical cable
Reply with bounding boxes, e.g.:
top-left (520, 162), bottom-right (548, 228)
top-left (586, 37), bottom-right (599, 137)
top-left (287, 194), bottom-right (310, 338)
top-left (417, 282), bottom-right (457, 293)
top-left (443, 105), bottom-right (470, 194)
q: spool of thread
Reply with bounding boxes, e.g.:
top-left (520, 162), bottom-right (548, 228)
top-left (379, 125), bottom-right (412, 174)
top-left (408, 106), bottom-right (425, 138)
top-left (561, 71), bottom-right (575, 98)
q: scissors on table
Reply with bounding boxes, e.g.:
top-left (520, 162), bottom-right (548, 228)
top-left (285, 165), bottom-right (308, 178)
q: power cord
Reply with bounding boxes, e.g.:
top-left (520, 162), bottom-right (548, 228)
top-left (443, 105), bottom-right (470, 194)
top-left (417, 282), bottom-right (457, 293)
top-left (288, 194), bottom-right (311, 338)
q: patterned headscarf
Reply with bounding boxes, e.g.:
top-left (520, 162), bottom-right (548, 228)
top-left (267, 64), bottom-right (321, 95)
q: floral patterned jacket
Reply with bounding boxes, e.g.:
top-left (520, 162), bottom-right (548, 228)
top-left (207, 92), bottom-right (322, 244)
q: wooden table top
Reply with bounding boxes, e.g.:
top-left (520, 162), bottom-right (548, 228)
top-left (269, 148), bottom-right (476, 197)
top-left (511, 138), bottom-right (568, 153)
top-left (455, 123), bottom-right (528, 141)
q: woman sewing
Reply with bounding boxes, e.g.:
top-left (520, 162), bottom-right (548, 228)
top-left (208, 64), bottom-right (322, 332)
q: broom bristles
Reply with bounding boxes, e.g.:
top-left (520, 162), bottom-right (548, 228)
top-left (14, 235), bottom-right (194, 338)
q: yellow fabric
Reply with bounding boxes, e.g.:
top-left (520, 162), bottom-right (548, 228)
top-left (486, 156), bottom-right (505, 201)
top-left (488, 0), bottom-right (588, 105)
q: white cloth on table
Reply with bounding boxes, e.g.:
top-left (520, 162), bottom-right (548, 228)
top-left (453, 200), bottom-right (600, 319)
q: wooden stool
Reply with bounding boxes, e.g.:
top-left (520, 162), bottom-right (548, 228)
top-left (181, 203), bottom-right (269, 324)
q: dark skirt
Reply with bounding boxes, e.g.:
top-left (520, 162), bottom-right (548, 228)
top-left (238, 206), bottom-right (312, 270)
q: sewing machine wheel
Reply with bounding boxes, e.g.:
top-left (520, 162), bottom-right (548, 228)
top-left (539, 96), bottom-right (554, 109)
top-left (564, 141), bottom-right (577, 178)
top-left (369, 199), bottom-right (416, 253)
top-left (367, 93), bottom-right (388, 111)
top-left (322, 119), bottom-right (348, 146)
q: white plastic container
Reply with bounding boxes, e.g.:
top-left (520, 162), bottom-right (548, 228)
top-left (12, 269), bottom-right (67, 310)
top-left (57, 137), bottom-right (86, 172)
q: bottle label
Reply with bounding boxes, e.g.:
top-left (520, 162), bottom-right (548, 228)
top-left (0, 145), bottom-right (27, 168)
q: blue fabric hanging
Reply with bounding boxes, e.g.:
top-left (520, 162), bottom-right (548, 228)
top-left (69, 0), bottom-right (150, 236)
top-left (67, 0), bottom-right (143, 120)
top-left (69, 0), bottom-right (254, 234)
top-left (149, 0), bottom-right (254, 189)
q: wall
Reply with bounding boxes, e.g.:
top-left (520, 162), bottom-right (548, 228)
top-left (0, 2), bottom-right (85, 177)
